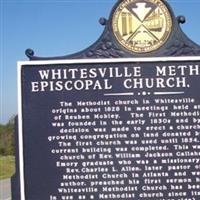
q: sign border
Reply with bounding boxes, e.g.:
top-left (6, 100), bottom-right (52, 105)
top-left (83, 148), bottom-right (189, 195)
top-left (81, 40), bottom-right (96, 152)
top-left (18, 56), bottom-right (200, 200)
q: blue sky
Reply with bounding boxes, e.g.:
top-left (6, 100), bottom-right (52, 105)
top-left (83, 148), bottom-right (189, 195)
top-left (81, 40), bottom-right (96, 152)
top-left (1, 0), bottom-right (200, 124)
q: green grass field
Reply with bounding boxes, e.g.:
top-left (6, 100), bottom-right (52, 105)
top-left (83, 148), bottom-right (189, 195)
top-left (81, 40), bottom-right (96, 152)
top-left (0, 156), bottom-right (15, 180)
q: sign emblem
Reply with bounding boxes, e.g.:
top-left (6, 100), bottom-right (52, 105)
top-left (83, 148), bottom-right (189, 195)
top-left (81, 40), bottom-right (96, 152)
top-left (112, 0), bottom-right (172, 53)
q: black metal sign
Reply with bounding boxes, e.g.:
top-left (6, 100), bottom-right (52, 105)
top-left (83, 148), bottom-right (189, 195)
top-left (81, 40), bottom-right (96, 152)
top-left (13, 0), bottom-right (200, 199)
top-left (17, 57), bottom-right (200, 200)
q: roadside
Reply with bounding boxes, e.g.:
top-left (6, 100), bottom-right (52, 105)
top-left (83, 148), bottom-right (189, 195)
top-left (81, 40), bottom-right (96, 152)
top-left (0, 156), bottom-right (15, 200)
top-left (0, 179), bottom-right (11, 200)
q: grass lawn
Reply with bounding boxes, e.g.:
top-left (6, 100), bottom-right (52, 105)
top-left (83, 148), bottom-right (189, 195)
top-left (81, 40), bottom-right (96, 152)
top-left (0, 156), bottom-right (15, 180)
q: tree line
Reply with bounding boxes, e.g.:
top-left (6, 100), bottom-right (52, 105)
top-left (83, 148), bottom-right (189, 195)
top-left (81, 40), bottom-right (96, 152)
top-left (0, 116), bottom-right (15, 156)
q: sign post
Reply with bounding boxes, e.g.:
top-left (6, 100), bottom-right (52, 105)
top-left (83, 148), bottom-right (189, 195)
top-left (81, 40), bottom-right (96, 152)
top-left (13, 0), bottom-right (200, 199)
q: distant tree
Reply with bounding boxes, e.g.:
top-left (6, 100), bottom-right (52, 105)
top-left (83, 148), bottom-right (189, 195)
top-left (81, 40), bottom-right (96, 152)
top-left (0, 116), bottom-right (15, 156)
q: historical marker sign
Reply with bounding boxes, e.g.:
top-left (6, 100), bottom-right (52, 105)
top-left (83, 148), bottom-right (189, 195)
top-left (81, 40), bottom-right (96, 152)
top-left (13, 0), bottom-right (200, 199)
top-left (18, 57), bottom-right (200, 200)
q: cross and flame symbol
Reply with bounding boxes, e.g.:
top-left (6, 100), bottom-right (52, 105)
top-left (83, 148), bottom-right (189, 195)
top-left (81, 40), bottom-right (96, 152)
top-left (121, 2), bottom-right (164, 45)
top-left (112, 0), bottom-right (172, 53)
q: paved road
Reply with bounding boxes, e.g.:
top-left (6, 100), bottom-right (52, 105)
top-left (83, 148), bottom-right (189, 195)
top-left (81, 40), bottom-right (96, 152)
top-left (0, 179), bottom-right (11, 200)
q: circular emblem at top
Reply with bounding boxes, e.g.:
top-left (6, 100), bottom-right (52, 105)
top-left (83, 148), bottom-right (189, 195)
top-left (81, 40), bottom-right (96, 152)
top-left (112, 0), bottom-right (172, 53)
